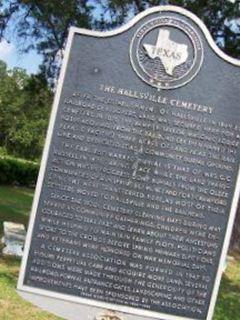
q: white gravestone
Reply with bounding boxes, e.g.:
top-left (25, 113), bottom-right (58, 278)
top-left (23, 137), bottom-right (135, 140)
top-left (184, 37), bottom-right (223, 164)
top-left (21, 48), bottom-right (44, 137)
top-left (2, 222), bottom-right (26, 257)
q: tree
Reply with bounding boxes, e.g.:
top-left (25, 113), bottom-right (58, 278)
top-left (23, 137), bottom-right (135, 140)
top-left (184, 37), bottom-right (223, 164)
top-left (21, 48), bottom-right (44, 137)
top-left (0, 1), bottom-right (240, 249)
top-left (0, 0), bottom-right (92, 85)
top-left (0, 0), bottom-right (239, 82)
top-left (0, 61), bottom-right (52, 159)
top-left (106, 0), bottom-right (240, 56)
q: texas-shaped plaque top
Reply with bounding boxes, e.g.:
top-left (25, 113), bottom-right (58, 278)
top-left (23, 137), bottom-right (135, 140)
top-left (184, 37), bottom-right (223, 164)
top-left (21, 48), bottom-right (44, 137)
top-left (143, 29), bottom-right (189, 76)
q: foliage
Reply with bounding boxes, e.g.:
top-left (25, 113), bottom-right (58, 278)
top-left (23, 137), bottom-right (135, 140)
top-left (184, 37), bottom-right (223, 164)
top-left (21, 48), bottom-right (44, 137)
top-left (104, 0), bottom-right (240, 61)
top-left (231, 205), bottom-right (240, 251)
top-left (0, 60), bottom-right (52, 160)
top-left (0, 1), bottom-right (239, 82)
top-left (0, 0), bottom-right (93, 83)
top-left (0, 185), bottom-right (33, 233)
top-left (214, 254), bottom-right (240, 320)
top-left (0, 146), bottom-right (8, 156)
top-left (0, 257), bottom-right (62, 319)
top-left (0, 155), bottom-right (39, 186)
top-left (0, 186), bottom-right (58, 317)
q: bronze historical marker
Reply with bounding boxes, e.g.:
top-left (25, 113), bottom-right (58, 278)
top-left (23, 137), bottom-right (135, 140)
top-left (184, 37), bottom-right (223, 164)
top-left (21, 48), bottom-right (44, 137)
top-left (18, 6), bottom-right (240, 320)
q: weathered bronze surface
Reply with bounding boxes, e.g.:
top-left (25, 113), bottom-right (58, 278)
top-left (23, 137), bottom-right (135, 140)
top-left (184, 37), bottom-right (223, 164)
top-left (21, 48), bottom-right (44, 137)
top-left (18, 6), bottom-right (240, 320)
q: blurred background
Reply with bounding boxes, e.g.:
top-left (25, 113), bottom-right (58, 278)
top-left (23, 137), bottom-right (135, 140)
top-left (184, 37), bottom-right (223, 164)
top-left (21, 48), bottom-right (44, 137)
top-left (0, 1), bottom-right (239, 319)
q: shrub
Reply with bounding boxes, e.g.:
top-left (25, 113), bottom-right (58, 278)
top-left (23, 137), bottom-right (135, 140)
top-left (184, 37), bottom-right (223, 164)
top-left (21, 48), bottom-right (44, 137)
top-left (0, 155), bottom-right (39, 186)
top-left (0, 146), bottom-right (8, 156)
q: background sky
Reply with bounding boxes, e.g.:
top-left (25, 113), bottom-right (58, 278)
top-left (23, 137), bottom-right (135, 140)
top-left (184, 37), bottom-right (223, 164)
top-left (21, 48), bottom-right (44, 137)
top-left (0, 0), bottom-right (237, 75)
top-left (0, 38), bottom-right (42, 74)
top-left (0, 0), bottom-right (43, 74)
top-left (0, 0), bottom-right (105, 75)
top-left (0, 0), bottom-right (41, 74)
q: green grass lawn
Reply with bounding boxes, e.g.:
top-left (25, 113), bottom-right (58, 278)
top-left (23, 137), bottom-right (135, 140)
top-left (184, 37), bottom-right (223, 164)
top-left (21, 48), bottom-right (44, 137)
top-left (214, 254), bottom-right (240, 320)
top-left (0, 185), bottom-right (61, 319)
top-left (0, 185), bottom-right (34, 234)
top-left (0, 257), bottom-right (62, 320)
top-left (0, 185), bottom-right (240, 319)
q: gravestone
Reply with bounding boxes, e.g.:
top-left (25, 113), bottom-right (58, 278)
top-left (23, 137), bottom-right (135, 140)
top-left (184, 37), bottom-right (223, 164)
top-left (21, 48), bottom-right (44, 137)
top-left (18, 5), bottom-right (240, 320)
top-left (2, 222), bottom-right (26, 257)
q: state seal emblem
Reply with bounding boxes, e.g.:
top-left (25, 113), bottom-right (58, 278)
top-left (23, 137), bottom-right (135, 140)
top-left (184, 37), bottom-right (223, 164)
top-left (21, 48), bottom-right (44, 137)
top-left (130, 16), bottom-right (204, 89)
